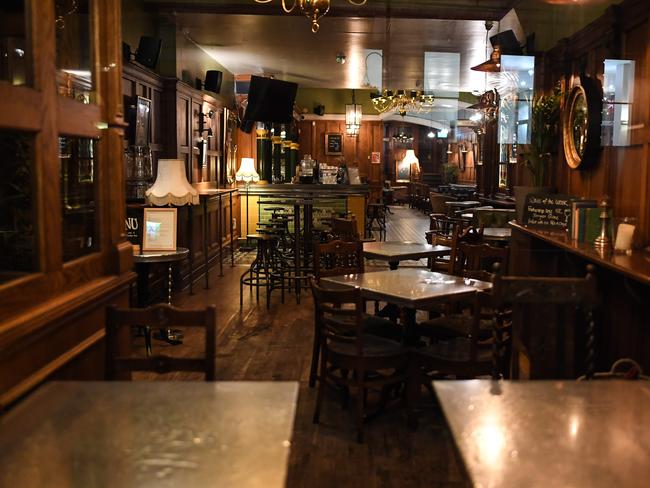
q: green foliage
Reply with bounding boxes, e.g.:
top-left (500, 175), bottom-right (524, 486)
top-left (522, 85), bottom-right (562, 187)
top-left (442, 163), bottom-right (459, 184)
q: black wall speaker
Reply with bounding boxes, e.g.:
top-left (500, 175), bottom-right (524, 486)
top-left (135, 36), bottom-right (162, 70)
top-left (204, 70), bottom-right (223, 94)
top-left (314, 105), bottom-right (325, 116)
top-left (490, 30), bottom-right (522, 55)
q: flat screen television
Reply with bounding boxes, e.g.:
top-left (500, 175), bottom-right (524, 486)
top-left (241, 76), bottom-right (298, 132)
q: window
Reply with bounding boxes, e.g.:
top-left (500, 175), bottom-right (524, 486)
top-left (602, 59), bottom-right (635, 147)
top-left (0, 0), bottom-right (30, 86)
top-left (56, 0), bottom-right (95, 102)
top-left (0, 130), bottom-right (36, 283)
top-left (60, 136), bottom-right (99, 261)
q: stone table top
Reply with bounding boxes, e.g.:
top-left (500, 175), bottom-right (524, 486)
top-left (434, 380), bottom-right (650, 488)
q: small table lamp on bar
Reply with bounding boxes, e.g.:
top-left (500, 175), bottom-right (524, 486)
top-left (236, 157), bottom-right (260, 250)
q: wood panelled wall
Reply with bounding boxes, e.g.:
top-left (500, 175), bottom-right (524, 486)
top-left (542, 0), bottom-right (650, 245)
top-left (447, 127), bottom-right (478, 185)
top-left (297, 119), bottom-right (384, 188)
top-left (121, 62), bottom-right (238, 292)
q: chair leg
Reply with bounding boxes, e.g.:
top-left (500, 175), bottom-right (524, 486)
top-left (313, 352), bottom-right (327, 424)
top-left (355, 376), bottom-right (365, 443)
top-left (308, 331), bottom-right (320, 388)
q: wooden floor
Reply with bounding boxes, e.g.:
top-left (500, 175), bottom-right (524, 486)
top-left (137, 206), bottom-right (469, 487)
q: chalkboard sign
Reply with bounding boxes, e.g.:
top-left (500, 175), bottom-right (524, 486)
top-left (325, 133), bottom-right (343, 155)
top-left (523, 193), bottom-right (573, 230)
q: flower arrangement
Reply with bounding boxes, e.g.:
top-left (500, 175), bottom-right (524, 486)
top-left (521, 85), bottom-right (562, 187)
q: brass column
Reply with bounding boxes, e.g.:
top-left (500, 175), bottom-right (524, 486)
top-left (272, 136), bottom-right (282, 182)
top-left (256, 123), bottom-right (272, 183)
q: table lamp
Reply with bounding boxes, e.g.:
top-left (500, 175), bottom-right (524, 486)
top-left (236, 157), bottom-right (260, 249)
top-left (146, 159), bottom-right (199, 206)
top-left (400, 149), bottom-right (420, 181)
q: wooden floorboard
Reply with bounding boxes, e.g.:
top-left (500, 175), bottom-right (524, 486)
top-left (133, 206), bottom-right (469, 487)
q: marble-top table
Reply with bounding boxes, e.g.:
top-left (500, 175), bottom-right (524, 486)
top-left (434, 380), bottom-right (650, 488)
top-left (363, 241), bottom-right (451, 269)
top-left (322, 269), bottom-right (491, 343)
top-left (0, 381), bottom-right (299, 488)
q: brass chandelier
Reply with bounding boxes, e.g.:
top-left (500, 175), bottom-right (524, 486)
top-left (370, 89), bottom-right (435, 117)
top-left (254, 0), bottom-right (367, 33)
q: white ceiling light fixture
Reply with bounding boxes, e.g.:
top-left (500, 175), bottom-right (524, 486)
top-left (253, 0), bottom-right (367, 33)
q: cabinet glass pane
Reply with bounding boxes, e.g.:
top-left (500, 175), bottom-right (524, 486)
top-left (61, 136), bottom-right (99, 261)
top-left (0, 130), bottom-right (36, 284)
top-left (56, 0), bottom-right (95, 102)
top-left (0, 0), bottom-right (30, 86)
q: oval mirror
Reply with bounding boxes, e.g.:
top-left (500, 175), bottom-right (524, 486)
top-left (562, 78), bottom-right (602, 169)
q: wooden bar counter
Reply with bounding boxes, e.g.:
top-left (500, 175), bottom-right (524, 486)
top-left (509, 222), bottom-right (650, 377)
top-left (239, 184), bottom-right (369, 238)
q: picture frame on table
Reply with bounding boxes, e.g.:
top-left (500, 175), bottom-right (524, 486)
top-left (325, 133), bottom-right (343, 155)
top-left (142, 207), bottom-right (177, 252)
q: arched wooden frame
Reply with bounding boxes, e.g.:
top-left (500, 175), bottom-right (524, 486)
top-left (562, 78), bottom-right (602, 169)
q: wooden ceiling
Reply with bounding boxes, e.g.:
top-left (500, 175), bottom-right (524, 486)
top-left (146, 0), bottom-right (519, 21)
top-left (144, 0), bottom-right (619, 90)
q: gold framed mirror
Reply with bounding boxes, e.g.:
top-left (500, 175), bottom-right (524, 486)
top-left (562, 78), bottom-right (602, 169)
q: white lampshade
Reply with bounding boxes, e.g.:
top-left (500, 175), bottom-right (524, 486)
top-left (146, 159), bottom-right (199, 206)
top-left (236, 157), bottom-right (260, 183)
top-left (401, 149), bottom-right (420, 169)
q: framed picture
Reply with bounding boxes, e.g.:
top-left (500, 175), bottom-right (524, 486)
top-left (371, 151), bottom-right (381, 164)
top-left (142, 207), bottom-right (177, 251)
top-left (396, 160), bottom-right (410, 183)
top-left (134, 96), bottom-right (151, 146)
top-left (325, 133), bottom-right (343, 155)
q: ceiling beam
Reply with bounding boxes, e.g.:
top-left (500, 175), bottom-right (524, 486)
top-left (144, 1), bottom-right (513, 21)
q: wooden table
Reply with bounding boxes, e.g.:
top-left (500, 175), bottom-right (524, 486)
top-left (322, 269), bottom-right (491, 343)
top-left (133, 248), bottom-right (190, 350)
top-left (434, 380), bottom-right (650, 488)
top-left (0, 381), bottom-right (299, 487)
top-left (363, 241), bottom-right (451, 269)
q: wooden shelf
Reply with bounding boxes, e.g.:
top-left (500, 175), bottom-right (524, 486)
top-left (510, 222), bottom-right (650, 285)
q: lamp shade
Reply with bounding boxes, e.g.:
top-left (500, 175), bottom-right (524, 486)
top-left (236, 157), bottom-right (260, 183)
top-left (401, 149), bottom-right (420, 168)
top-left (145, 159), bottom-right (199, 206)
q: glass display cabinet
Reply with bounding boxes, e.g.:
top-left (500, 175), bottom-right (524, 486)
top-left (0, 0), bottom-right (134, 408)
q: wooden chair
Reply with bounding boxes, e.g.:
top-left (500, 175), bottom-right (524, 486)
top-left (310, 240), bottom-right (399, 386)
top-left (425, 217), bottom-right (481, 273)
top-left (311, 279), bottom-right (409, 443)
top-left (429, 192), bottom-right (448, 214)
top-left (415, 241), bottom-right (510, 353)
top-left (105, 304), bottom-right (217, 381)
top-left (491, 263), bottom-right (598, 379)
top-left (330, 217), bottom-right (360, 242)
top-left (454, 241), bottom-right (510, 281)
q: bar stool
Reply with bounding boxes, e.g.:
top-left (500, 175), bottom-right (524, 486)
top-left (365, 202), bottom-right (386, 241)
top-left (240, 233), bottom-right (278, 309)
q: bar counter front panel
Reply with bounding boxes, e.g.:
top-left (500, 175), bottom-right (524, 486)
top-left (239, 184), bottom-right (369, 238)
top-left (509, 222), bottom-right (650, 378)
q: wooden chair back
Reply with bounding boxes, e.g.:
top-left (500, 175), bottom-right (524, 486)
top-left (105, 304), bottom-right (216, 381)
top-left (491, 263), bottom-right (598, 379)
top-left (330, 217), bottom-right (359, 241)
top-left (310, 279), bottom-right (365, 357)
top-left (314, 239), bottom-right (364, 279)
top-left (429, 192), bottom-right (448, 214)
top-left (455, 241), bottom-right (509, 280)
